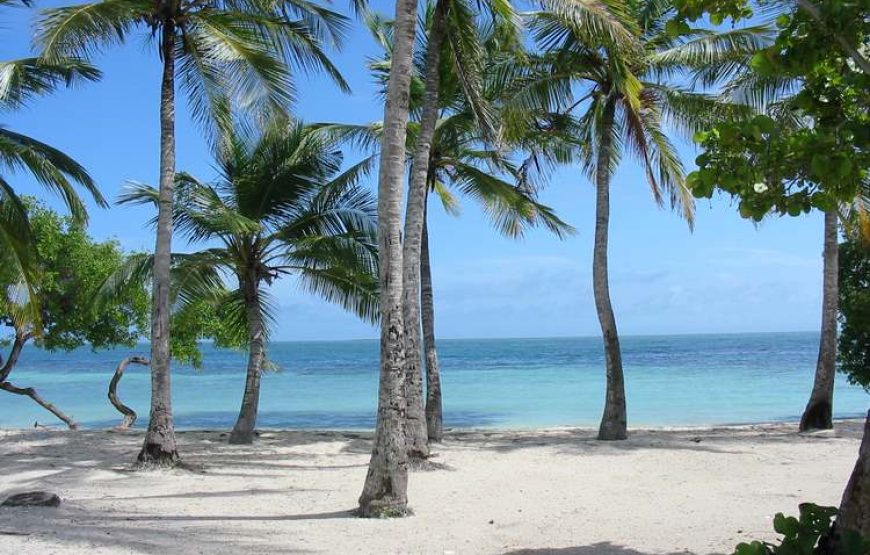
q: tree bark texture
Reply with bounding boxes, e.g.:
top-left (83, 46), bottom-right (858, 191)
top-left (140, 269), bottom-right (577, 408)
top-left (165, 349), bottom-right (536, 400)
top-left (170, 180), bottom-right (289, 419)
top-left (801, 209), bottom-right (839, 432)
top-left (138, 23), bottom-right (179, 467)
top-left (400, 0), bottom-right (447, 460)
top-left (594, 99), bottom-right (627, 441)
top-left (358, 0), bottom-right (418, 518)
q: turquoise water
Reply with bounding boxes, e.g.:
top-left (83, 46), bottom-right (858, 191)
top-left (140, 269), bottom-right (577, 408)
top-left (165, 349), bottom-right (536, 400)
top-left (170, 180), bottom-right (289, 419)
top-left (0, 332), bottom-right (866, 430)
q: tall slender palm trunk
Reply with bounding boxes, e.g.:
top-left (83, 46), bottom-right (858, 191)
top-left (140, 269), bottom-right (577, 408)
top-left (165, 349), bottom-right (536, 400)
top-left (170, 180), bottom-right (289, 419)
top-left (800, 209), bottom-right (838, 432)
top-left (229, 272), bottom-right (266, 445)
top-left (358, 0), bottom-right (418, 518)
top-left (421, 201), bottom-right (443, 442)
top-left (138, 24), bottom-right (179, 466)
top-left (401, 0), bottom-right (446, 461)
top-left (594, 100), bottom-right (627, 441)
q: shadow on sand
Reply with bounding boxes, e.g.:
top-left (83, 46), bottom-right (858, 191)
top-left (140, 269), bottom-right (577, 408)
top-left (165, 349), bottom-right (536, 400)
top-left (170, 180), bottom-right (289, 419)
top-left (504, 541), bottom-right (720, 555)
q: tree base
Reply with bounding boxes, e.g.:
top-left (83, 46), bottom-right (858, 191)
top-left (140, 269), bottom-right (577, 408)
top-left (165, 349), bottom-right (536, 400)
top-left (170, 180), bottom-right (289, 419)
top-left (228, 429), bottom-right (254, 445)
top-left (800, 400), bottom-right (833, 432)
top-left (136, 443), bottom-right (179, 469)
top-left (356, 500), bottom-right (413, 518)
top-left (407, 446), bottom-right (429, 460)
top-left (426, 412), bottom-right (443, 443)
top-left (598, 421), bottom-right (627, 441)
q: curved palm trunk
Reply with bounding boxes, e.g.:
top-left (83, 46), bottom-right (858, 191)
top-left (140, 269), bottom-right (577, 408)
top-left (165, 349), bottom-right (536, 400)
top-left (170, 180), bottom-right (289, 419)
top-left (800, 209), bottom-right (839, 432)
top-left (138, 24), bottom-right (179, 467)
top-left (836, 410), bottom-right (870, 545)
top-left (401, 0), bottom-right (447, 461)
top-left (229, 274), bottom-right (267, 445)
top-left (358, 0), bottom-right (418, 518)
top-left (421, 203), bottom-right (443, 442)
top-left (108, 356), bottom-right (150, 429)
top-left (594, 101), bottom-right (627, 441)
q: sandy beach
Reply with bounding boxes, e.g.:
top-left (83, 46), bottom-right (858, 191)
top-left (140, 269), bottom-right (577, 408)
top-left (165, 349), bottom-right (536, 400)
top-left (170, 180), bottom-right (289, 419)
top-left (0, 421), bottom-right (863, 555)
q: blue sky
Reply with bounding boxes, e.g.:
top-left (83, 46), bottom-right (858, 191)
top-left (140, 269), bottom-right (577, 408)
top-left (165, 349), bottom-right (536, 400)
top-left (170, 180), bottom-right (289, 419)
top-left (1, 0), bottom-right (826, 341)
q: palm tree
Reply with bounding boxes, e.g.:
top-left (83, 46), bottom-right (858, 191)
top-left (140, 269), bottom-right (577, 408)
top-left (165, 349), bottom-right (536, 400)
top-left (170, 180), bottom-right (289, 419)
top-left (523, 0), bottom-right (767, 439)
top-left (322, 15), bottom-right (575, 443)
top-left (1, 0), bottom-right (105, 291)
top-left (400, 0), bottom-right (523, 458)
top-left (120, 122), bottom-right (379, 444)
top-left (357, 0), bottom-right (419, 517)
top-left (37, 0), bottom-right (349, 466)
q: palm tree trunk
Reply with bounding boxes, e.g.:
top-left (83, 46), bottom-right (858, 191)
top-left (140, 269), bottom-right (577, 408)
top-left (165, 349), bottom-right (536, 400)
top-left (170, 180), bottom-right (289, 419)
top-left (835, 410), bottom-right (870, 545)
top-left (421, 200), bottom-right (443, 442)
top-left (138, 24), bottom-right (179, 467)
top-left (358, 0), bottom-right (418, 518)
top-left (594, 100), bottom-right (627, 441)
top-left (401, 0), bottom-right (446, 461)
top-left (800, 209), bottom-right (839, 432)
top-left (229, 273), bottom-right (267, 445)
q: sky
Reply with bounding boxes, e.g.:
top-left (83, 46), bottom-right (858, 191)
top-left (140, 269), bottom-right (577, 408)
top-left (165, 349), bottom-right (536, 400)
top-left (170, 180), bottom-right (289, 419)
top-left (0, 0), bottom-right (828, 341)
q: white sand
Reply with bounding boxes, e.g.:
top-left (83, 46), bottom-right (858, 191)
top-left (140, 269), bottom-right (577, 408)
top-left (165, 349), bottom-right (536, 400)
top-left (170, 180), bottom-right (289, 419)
top-left (0, 421), bottom-right (863, 555)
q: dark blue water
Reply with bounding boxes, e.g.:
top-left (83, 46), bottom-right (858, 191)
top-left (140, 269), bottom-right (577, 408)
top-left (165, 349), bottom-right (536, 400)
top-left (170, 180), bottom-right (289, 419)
top-left (0, 332), bottom-right (866, 430)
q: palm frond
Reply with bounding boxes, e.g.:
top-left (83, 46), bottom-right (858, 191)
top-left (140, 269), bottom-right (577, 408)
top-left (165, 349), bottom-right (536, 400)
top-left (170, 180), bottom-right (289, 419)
top-left (0, 127), bottom-right (105, 221)
top-left (37, 0), bottom-right (149, 61)
top-left (0, 57), bottom-right (101, 110)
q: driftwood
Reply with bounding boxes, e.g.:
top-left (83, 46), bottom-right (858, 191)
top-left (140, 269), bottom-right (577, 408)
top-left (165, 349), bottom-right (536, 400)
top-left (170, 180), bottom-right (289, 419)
top-left (108, 356), bottom-right (149, 429)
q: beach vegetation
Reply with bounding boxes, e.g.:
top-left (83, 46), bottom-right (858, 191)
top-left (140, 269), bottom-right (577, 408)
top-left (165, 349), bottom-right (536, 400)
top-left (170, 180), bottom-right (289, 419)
top-left (678, 0), bottom-right (870, 545)
top-left (0, 200), bottom-right (147, 429)
top-left (838, 230), bottom-right (870, 391)
top-left (119, 121), bottom-right (379, 445)
top-left (733, 503), bottom-right (868, 555)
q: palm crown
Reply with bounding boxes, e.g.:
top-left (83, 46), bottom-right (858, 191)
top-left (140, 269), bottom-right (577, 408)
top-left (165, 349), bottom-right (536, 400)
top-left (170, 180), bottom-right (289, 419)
top-left (323, 13), bottom-right (575, 240)
top-left (37, 0), bottom-right (351, 135)
top-left (515, 0), bottom-right (771, 222)
top-left (120, 122), bottom-right (379, 328)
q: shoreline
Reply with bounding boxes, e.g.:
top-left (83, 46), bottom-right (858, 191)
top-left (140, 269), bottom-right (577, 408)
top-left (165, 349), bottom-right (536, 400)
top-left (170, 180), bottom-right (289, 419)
top-left (2, 415), bottom-right (866, 436)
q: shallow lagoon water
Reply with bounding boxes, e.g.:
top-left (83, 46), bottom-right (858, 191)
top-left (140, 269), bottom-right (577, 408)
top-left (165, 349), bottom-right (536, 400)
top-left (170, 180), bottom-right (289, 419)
top-left (0, 332), bottom-right (866, 430)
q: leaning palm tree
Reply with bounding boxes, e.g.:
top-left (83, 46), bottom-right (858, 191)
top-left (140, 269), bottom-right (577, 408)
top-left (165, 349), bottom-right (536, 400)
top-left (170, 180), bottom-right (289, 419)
top-left (37, 0), bottom-right (349, 466)
top-left (521, 0), bottom-right (768, 439)
top-left (120, 122), bottom-right (379, 445)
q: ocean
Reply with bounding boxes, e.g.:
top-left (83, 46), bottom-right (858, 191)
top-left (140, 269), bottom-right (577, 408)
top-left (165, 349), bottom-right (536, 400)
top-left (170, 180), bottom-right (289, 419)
top-left (0, 332), bottom-right (866, 430)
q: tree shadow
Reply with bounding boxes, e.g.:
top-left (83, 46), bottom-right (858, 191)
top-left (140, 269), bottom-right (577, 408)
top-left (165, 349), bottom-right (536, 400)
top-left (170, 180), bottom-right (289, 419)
top-left (104, 487), bottom-right (322, 501)
top-left (504, 541), bottom-right (719, 555)
top-left (446, 420), bottom-right (866, 457)
top-left (93, 509), bottom-right (356, 522)
top-left (0, 506), bottom-right (325, 555)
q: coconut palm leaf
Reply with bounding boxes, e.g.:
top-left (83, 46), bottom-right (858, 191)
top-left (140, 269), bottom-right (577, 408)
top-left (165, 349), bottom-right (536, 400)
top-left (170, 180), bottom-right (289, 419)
top-left (0, 127), bottom-right (106, 221)
top-left (0, 58), bottom-right (100, 110)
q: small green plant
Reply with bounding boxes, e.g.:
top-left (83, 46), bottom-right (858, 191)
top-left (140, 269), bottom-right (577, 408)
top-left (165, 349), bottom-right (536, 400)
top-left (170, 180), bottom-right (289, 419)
top-left (733, 503), bottom-right (868, 555)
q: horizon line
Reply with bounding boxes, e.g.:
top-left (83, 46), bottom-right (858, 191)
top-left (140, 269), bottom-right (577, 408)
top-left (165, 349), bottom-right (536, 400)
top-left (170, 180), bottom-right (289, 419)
top-left (118, 329), bottom-right (820, 345)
